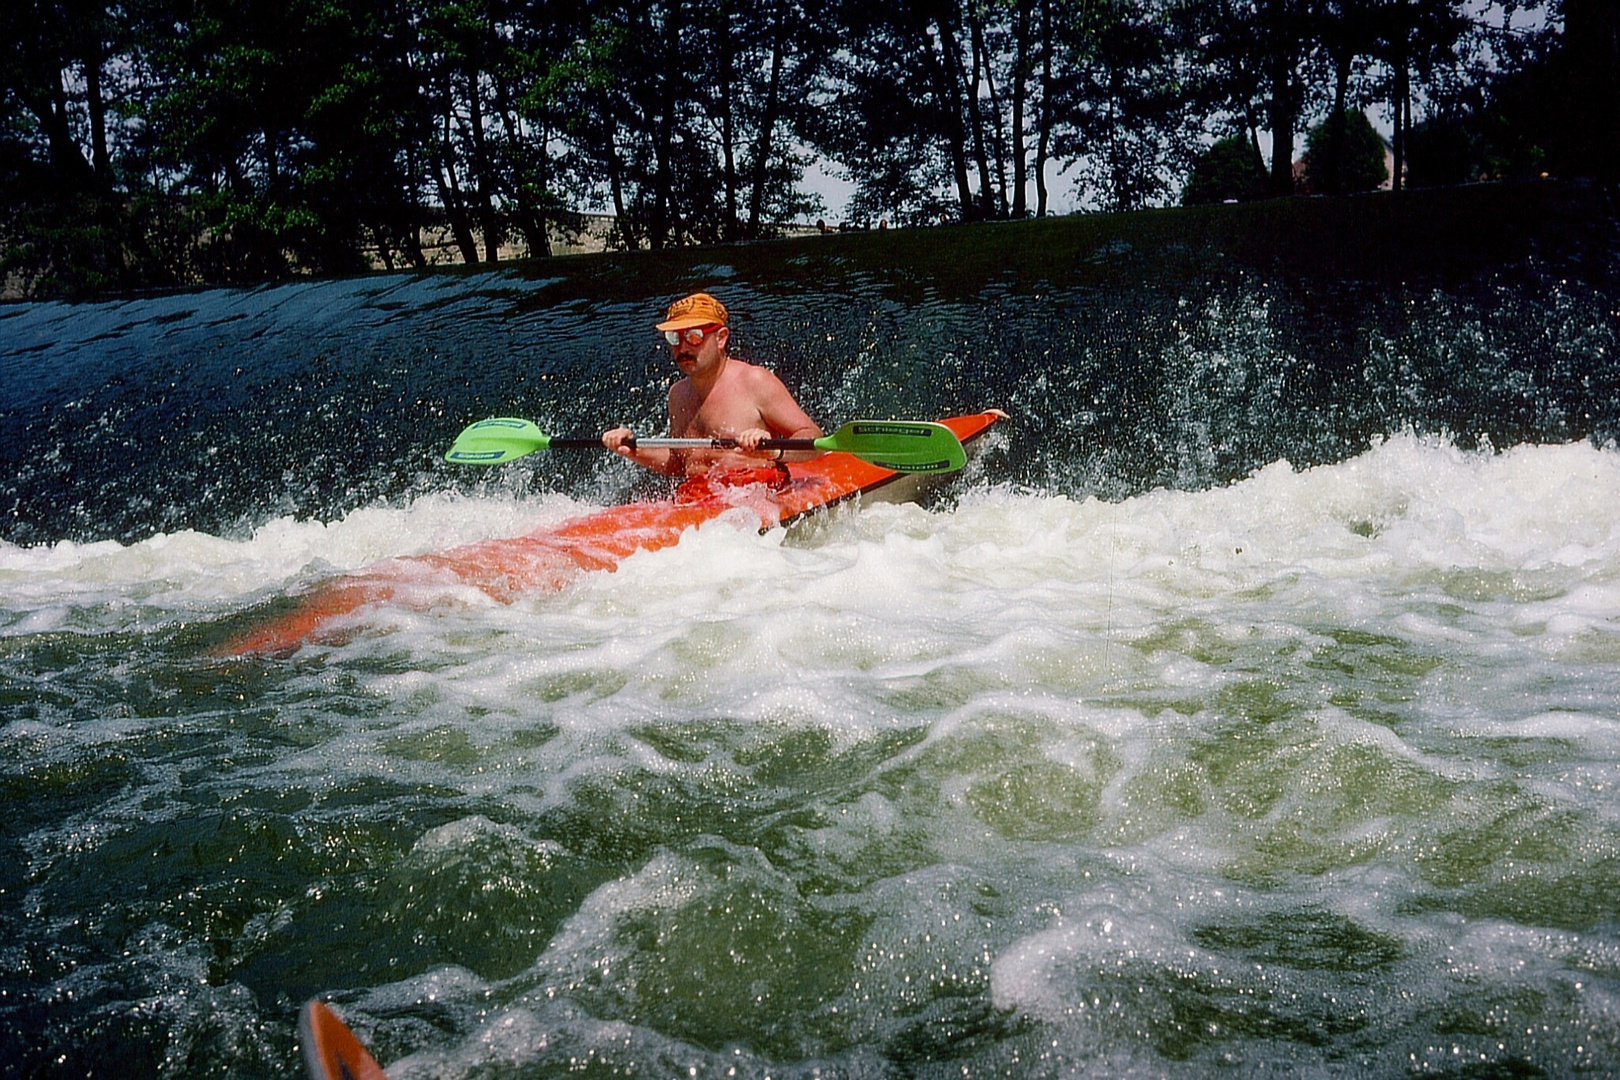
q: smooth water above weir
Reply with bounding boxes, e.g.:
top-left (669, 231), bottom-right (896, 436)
top-left (5, 182), bottom-right (1616, 548)
top-left (3, 184), bottom-right (1620, 1078)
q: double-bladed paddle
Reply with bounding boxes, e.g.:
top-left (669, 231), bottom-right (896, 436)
top-left (445, 418), bottom-right (967, 474)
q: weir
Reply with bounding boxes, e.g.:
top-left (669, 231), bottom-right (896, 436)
top-left (2, 180), bottom-right (1615, 548)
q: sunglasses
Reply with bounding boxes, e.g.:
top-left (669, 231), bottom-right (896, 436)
top-left (663, 324), bottom-right (721, 346)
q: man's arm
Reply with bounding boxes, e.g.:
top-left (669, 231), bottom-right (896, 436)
top-left (601, 425), bottom-right (685, 474)
top-left (736, 368), bottom-right (822, 459)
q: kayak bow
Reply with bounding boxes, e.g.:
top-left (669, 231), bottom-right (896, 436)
top-left (300, 1000), bottom-right (389, 1080)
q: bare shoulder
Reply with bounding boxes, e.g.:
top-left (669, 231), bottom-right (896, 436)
top-left (726, 356), bottom-right (772, 378)
top-left (729, 358), bottom-right (790, 390)
top-left (728, 357), bottom-right (820, 437)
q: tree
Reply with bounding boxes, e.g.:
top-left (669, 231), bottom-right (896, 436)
top-left (687, 0), bottom-right (832, 239)
top-left (1402, 113), bottom-right (1475, 187)
top-left (0, 1), bottom-right (99, 192)
top-left (1048, 0), bottom-right (1198, 213)
top-left (0, 0), bottom-right (1589, 298)
top-left (1368, 0), bottom-right (1470, 192)
top-left (1182, 133), bottom-right (1269, 203)
top-left (0, 1), bottom-right (131, 295)
top-left (1413, 3), bottom-right (1556, 186)
top-left (542, 0), bottom-right (829, 250)
top-left (805, 2), bottom-right (970, 225)
top-left (1010, 0), bottom-right (1035, 216)
top-left (1258, 0), bottom-right (1314, 195)
top-left (1312, 0), bottom-right (1379, 196)
top-left (1551, 0), bottom-right (1617, 184)
top-left (1168, 0), bottom-right (1315, 197)
top-left (1302, 107), bottom-right (1387, 193)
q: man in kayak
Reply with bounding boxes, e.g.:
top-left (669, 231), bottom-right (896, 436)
top-left (602, 291), bottom-right (823, 497)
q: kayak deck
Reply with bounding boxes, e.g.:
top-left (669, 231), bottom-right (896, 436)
top-left (219, 411), bottom-right (1001, 656)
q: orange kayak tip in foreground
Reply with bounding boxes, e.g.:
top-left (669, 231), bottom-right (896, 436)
top-left (300, 999), bottom-right (390, 1080)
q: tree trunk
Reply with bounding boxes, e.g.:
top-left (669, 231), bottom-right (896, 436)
top-left (1011, 0), bottom-right (1031, 217)
top-left (372, 226), bottom-right (396, 271)
top-left (919, 13), bottom-right (974, 219)
top-left (464, 70), bottom-right (500, 262)
top-left (436, 87), bottom-right (481, 264)
top-left (974, 5), bottom-right (1010, 216)
top-left (1324, 52), bottom-right (1350, 195)
top-left (651, 1), bottom-right (682, 249)
top-left (964, 4), bottom-right (999, 219)
top-left (494, 75), bottom-right (549, 257)
top-left (1035, 0), bottom-right (1052, 216)
top-left (398, 169), bottom-right (428, 268)
top-left (84, 41), bottom-right (110, 181)
top-left (531, 119), bottom-right (554, 258)
top-left (608, 120), bottom-right (639, 250)
top-left (43, 73), bottom-right (93, 187)
top-left (398, 42), bottom-right (432, 268)
top-left (1264, 0), bottom-right (1299, 196)
top-left (719, 2), bottom-right (738, 241)
top-left (435, 161), bottom-right (482, 265)
top-left (747, 3), bottom-right (787, 236)
top-left (1392, 50), bottom-right (1408, 192)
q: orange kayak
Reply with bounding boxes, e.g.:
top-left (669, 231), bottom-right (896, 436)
top-left (300, 1000), bottom-right (389, 1080)
top-left (221, 411), bottom-right (1001, 656)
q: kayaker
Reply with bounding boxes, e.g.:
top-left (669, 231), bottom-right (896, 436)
top-left (601, 291), bottom-right (824, 497)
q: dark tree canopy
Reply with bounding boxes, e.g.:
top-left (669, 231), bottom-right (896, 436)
top-left (0, 0), bottom-right (1584, 298)
top-left (1303, 108), bottom-right (1388, 194)
top-left (1182, 135), bottom-right (1269, 204)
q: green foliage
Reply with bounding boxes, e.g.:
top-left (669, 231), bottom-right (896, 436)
top-left (0, 0), bottom-right (1592, 299)
top-left (1050, 0), bottom-right (1200, 213)
top-left (0, 195), bottom-right (125, 299)
top-left (1182, 135), bottom-right (1269, 205)
top-left (1405, 115), bottom-right (1479, 188)
top-left (0, 192), bottom-right (205, 299)
top-left (803, 6), bottom-right (960, 227)
top-left (1302, 109), bottom-right (1388, 195)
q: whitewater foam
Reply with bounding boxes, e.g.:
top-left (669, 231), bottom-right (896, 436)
top-left (7, 434), bottom-right (1620, 1077)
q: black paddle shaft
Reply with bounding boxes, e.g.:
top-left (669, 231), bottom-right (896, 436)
top-left (614, 437), bottom-right (819, 451)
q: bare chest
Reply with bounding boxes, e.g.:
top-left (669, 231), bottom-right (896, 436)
top-left (671, 373), bottom-right (764, 438)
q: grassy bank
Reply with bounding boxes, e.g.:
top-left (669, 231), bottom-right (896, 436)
top-left (499, 179), bottom-right (1618, 308)
top-left (10, 180), bottom-right (1611, 305)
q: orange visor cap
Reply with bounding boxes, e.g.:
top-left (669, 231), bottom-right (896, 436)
top-left (656, 292), bottom-right (728, 331)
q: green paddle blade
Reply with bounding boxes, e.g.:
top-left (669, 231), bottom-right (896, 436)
top-left (817, 420), bottom-right (966, 473)
top-left (443, 416), bottom-right (967, 473)
top-left (444, 417), bottom-right (551, 464)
